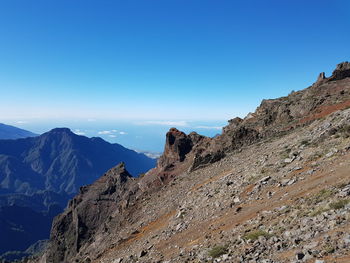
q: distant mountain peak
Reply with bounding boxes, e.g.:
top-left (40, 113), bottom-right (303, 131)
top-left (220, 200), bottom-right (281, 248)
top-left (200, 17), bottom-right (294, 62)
top-left (0, 123), bottom-right (37, 140)
top-left (48, 128), bottom-right (73, 134)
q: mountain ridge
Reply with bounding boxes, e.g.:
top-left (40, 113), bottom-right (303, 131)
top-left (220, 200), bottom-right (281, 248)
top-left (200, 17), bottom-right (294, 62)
top-left (0, 123), bottom-right (37, 140)
top-left (25, 62), bottom-right (350, 263)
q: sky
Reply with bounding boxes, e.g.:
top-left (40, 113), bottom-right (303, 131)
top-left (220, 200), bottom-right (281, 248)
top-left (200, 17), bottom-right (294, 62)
top-left (0, 0), bottom-right (349, 151)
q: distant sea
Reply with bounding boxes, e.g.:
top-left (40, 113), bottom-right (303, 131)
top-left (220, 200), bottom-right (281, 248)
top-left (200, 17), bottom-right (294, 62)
top-left (7, 119), bottom-right (228, 153)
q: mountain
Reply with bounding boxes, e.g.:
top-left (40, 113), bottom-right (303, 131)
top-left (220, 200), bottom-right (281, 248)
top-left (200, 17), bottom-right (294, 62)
top-left (0, 128), bottom-right (156, 260)
top-left (0, 123), bottom-right (37, 140)
top-left (31, 62), bottom-right (350, 263)
top-left (0, 128), bottom-right (156, 195)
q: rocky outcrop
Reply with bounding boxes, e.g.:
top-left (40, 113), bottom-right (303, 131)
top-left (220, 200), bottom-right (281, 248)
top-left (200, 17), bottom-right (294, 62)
top-left (317, 72), bottom-right (326, 82)
top-left (314, 62), bottom-right (350, 85)
top-left (329, 61), bottom-right (350, 81)
top-left (45, 163), bottom-right (138, 263)
top-left (157, 128), bottom-right (194, 169)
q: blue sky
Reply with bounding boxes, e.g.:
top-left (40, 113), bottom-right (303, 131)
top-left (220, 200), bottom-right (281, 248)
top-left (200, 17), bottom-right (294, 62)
top-left (0, 0), bottom-right (349, 151)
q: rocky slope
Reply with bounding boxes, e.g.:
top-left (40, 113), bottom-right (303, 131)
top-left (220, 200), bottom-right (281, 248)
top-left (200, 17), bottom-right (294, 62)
top-left (33, 62), bottom-right (350, 263)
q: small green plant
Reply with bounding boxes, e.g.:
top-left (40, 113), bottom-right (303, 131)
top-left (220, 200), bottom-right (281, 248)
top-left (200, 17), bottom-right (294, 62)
top-left (308, 151), bottom-right (323, 161)
top-left (329, 199), bottom-right (349, 210)
top-left (333, 124), bottom-right (350, 138)
top-left (323, 245), bottom-right (335, 254)
top-left (339, 125), bottom-right (350, 137)
top-left (274, 226), bottom-right (286, 235)
top-left (280, 148), bottom-right (291, 159)
top-left (300, 139), bottom-right (310, 146)
top-left (243, 230), bottom-right (272, 241)
top-left (208, 245), bottom-right (228, 258)
top-left (309, 189), bottom-right (334, 204)
top-left (178, 211), bottom-right (186, 219)
top-left (309, 207), bottom-right (329, 217)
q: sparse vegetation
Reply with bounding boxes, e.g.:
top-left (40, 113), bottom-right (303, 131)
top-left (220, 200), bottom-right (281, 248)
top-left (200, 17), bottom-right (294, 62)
top-left (337, 182), bottom-right (349, 189)
top-left (339, 124), bottom-right (350, 138)
top-left (247, 173), bottom-right (264, 184)
top-left (208, 245), bottom-right (228, 258)
top-left (329, 199), bottom-right (349, 210)
top-left (324, 245), bottom-right (336, 254)
top-left (300, 139), bottom-right (310, 146)
top-left (280, 147), bottom-right (292, 159)
top-left (308, 151), bottom-right (323, 161)
top-left (243, 230), bottom-right (272, 241)
top-left (309, 207), bottom-right (329, 217)
top-left (312, 189), bottom-right (334, 204)
top-left (178, 211), bottom-right (186, 219)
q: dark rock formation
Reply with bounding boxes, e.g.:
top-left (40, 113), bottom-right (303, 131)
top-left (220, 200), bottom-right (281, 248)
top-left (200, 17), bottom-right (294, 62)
top-left (317, 72), bottom-right (326, 81)
top-left (158, 128), bottom-right (194, 168)
top-left (329, 61), bottom-right (350, 81)
top-left (315, 72), bottom-right (326, 86)
top-left (47, 163), bottom-right (138, 263)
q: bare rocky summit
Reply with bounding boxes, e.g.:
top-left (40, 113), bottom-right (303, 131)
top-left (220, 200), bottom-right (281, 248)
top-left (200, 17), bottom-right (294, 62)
top-left (24, 62), bottom-right (350, 263)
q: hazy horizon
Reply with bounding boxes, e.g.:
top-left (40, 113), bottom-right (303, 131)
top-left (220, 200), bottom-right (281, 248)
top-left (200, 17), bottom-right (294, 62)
top-left (3, 118), bottom-right (227, 152)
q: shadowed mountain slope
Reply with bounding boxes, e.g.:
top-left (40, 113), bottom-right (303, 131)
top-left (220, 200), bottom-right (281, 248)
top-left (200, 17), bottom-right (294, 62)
top-left (0, 123), bottom-right (37, 140)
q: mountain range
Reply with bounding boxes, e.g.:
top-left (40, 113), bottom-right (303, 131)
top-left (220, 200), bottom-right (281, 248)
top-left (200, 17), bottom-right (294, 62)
top-left (0, 123), bottom-right (37, 140)
top-left (0, 128), bottom-right (156, 260)
top-left (24, 62), bottom-right (350, 263)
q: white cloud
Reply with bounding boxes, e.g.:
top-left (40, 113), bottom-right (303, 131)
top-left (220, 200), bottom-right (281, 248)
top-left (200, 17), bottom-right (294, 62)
top-left (87, 118), bottom-right (96, 122)
top-left (135, 120), bottom-right (188, 127)
top-left (98, 130), bottom-right (123, 136)
top-left (98, 130), bottom-right (113, 135)
top-left (73, 129), bottom-right (86, 135)
top-left (16, 121), bottom-right (28, 124)
top-left (195, 125), bottom-right (222, 130)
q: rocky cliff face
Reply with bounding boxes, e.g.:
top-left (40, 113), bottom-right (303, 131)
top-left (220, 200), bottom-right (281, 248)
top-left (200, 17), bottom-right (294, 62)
top-left (329, 61), bottom-right (350, 81)
top-left (46, 163), bottom-right (138, 263)
top-left (37, 62), bottom-right (350, 263)
top-left (158, 128), bottom-right (194, 168)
